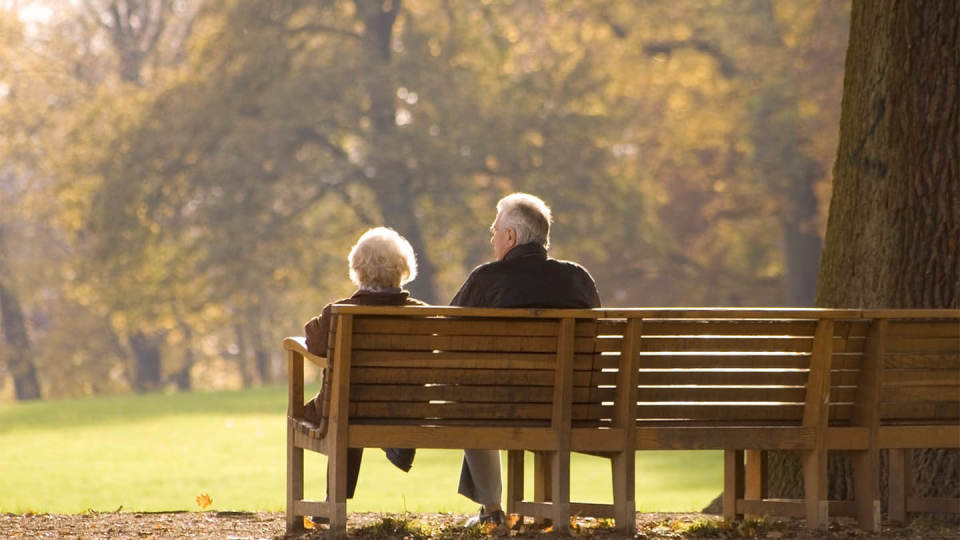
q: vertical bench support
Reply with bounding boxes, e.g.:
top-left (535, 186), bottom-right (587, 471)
top-left (851, 319), bottom-right (885, 532)
top-left (327, 314), bottom-right (354, 540)
top-left (286, 349), bottom-right (306, 533)
top-left (888, 448), bottom-right (913, 523)
top-left (611, 317), bottom-right (641, 532)
top-left (723, 450), bottom-right (746, 520)
top-left (802, 319), bottom-right (834, 529)
top-left (550, 318), bottom-right (575, 534)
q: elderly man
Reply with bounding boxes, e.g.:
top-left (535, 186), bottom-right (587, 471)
top-left (451, 193), bottom-right (601, 526)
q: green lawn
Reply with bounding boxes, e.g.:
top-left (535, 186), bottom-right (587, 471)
top-left (0, 386), bottom-right (721, 514)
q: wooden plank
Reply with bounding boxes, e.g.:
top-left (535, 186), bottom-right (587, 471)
top-left (888, 448), bottom-right (909, 523)
top-left (885, 353), bottom-right (960, 369)
top-left (327, 314), bottom-right (353, 536)
top-left (887, 321), bottom-right (960, 338)
top-left (612, 318), bottom-right (640, 533)
top-left (283, 337), bottom-right (329, 368)
top-left (639, 337), bottom-right (815, 353)
top-left (803, 320), bottom-right (834, 428)
top-left (330, 304), bottom-right (867, 319)
top-left (349, 402), bottom-right (555, 420)
top-left (351, 333), bottom-right (579, 352)
top-left (803, 320), bottom-right (833, 529)
top-left (288, 350), bottom-right (305, 418)
top-left (881, 369), bottom-right (960, 387)
top-left (635, 386), bottom-right (810, 403)
top-left (351, 350), bottom-right (613, 370)
top-left (878, 425), bottom-right (960, 448)
top-left (635, 370), bottom-right (810, 386)
top-left (571, 428), bottom-right (624, 452)
top-left (879, 401), bottom-right (960, 420)
top-left (881, 385), bottom-right (960, 403)
top-left (634, 426), bottom-right (815, 450)
top-left (745, 449), bottom-right (766, 501)
top-left (886, 337), bottom-right (960, 354)
top-left (851, 319), bottom-right (884, 532)
top-left (353, 317), bottom-right (561, 336)
top-left (634, 404), bottom-right (806, 422)
top-left (640, 320), bottom-right (819, 336)
top-left (551, 318), bottom-right (575, 533)
top-left (350, 367), bottom-right (551, 386)
top-left (349, 384), bottom-right (615, 403)
top-left (823, 427), bottom-right (870, 450)
top-left (723, 450), bottom-right (744, 520)
top-left (507, 450), bottom-right (524, 515)
top-left (635, 354), bottom-right (810, 369)
top-left (348, 425), bottom-right (557, 450)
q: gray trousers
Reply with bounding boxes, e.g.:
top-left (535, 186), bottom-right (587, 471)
top-left (457, 449), bottom-right (502, 506)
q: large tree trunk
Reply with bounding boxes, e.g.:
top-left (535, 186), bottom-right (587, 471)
top-left (767, 0), bottom-right (960, 513)
top-left (0, 226), bottom-right (42, 400)
top-left (356, 0), bottom-right (439, 304)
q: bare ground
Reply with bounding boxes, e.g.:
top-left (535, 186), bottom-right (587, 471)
top-left (2, 511), bottom-right (958, 540)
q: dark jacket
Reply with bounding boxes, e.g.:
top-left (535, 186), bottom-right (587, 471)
top-left (451, 242), bottom-right (601, 308)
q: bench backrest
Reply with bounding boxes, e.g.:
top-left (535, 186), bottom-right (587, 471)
top-left (330, 307), bottom-right (615, 428)
top-left (326, 306), bottom-right (960, 431)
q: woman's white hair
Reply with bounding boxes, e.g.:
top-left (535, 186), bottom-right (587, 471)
top-left (496, 192), bottom-right (552, 249)
top-left (348, 227), bottom-right (418, 288)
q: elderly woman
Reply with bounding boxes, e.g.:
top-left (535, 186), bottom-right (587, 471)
top-left (302, 227), bottom-right (425, 500)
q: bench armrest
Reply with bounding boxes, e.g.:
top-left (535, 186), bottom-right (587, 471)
top-left (283, 336), bottom-right (329, 369)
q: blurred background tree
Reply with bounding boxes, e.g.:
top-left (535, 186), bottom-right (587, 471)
top-left (0, 0), bottom-right (850, 399)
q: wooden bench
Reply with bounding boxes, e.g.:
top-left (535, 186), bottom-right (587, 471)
top-left (284, 306), bottom-right (960, 538)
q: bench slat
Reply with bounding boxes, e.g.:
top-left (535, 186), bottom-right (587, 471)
top-left (884, 353), bottom-right (960, 369)
top-left (886, 321), bottom-right (960, 338)
top-left (349, 384), bottom-right (616, 403)
top-left (881, 385), bottom-right (960, 403)
top-left (351, 350), bottom-right (616, 370)
top-left (881, 369), bottom-right (960, 387)
top-left (635, 370), bottom-right (809, 386)
top-left (885, 337), bottom-right (960, 354)
top-left (635, 354), bottom-right (810, 369)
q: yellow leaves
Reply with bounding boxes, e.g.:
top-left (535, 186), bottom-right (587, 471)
top-left (303, 516), bottom-right (317, 529)
top-left (195, 493), bottom-right (212, 510)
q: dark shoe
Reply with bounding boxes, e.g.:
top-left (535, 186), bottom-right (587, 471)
top-left (464, 506), bottom-right (506, 527)
top-left (384, 448), bottom-right (415, 472)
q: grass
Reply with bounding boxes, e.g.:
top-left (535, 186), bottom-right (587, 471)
top-left (0, 385), bottom-right (721, 514)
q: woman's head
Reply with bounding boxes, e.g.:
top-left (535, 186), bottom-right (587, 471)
top-left (348, 227), bottom-right (418, 289)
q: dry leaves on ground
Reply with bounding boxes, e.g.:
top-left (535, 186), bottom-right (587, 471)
top-left (2, 511), bottom-right (958, 540)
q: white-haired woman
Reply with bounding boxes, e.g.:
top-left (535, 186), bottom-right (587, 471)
top-left (303, 227), bottom-right (425, 501)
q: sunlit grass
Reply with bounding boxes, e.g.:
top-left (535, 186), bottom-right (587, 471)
top-left (0, 385), bottom-right (721, 514)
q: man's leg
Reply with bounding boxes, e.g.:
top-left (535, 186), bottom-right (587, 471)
top-left (459, 449), bottom-right (503, 507)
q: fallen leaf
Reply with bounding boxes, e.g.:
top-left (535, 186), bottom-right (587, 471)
top-left (303, 516), bottom-right (316, 530)
top-left (542, 525), bottom-right (554, 533)
top-left (507, 513), bottom-right (520, 528)
top-left (195, 493), bottom-right (212, 510)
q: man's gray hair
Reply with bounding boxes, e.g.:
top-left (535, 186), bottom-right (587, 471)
top-left (496, 193), bottom-right (552, 249)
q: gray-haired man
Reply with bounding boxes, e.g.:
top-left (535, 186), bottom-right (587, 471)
top-left (451, 193), bottom-right (601, 525)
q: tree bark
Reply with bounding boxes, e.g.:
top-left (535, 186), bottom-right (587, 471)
top-left (767, 0), bottom-right (959, 512)
top-left (0, 226), bottom-right (42, 400)
top-left (355, 0), bottom-right (439, 303)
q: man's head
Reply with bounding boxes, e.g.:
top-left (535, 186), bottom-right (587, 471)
top-left (490, 193), bottom-right (552, 261)
top-left (348, 227), bottom-right (418, 289)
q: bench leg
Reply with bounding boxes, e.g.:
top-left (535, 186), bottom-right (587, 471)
top-left (507, 450), bottom-right (524, 521)
top-left (611, 450), bottom-right (636, 533)
top-left (286, 424), bottom-right (305, 533)
top-left (551, 449), bottom-right (571, 534)
top-left (852, 447), bottom-right (881, 532)
top-left (328, 440), bottom-right (349, 539)
top-left (888, 449), bottom-right (912, 524)
top-left (723, 450), bottom-right (745, 521)
top-left (534, 451), bottom-right (553, 525)
top-left (802, 449), bottom-right (828, 529)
